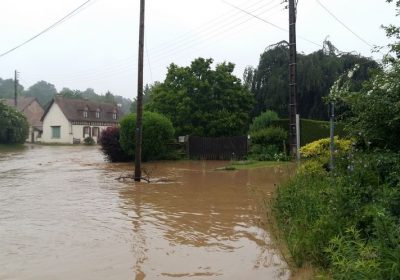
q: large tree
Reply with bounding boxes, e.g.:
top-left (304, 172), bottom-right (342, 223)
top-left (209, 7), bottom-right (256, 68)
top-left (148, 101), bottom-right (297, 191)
top-left (24, 81), bottom-right (57, 106)
top-left (246, 41), bottom-right (378, 120)
top-left (0, 78), bottom-right (24, 99)
top-left (146, 58), bottom-right (254, 137)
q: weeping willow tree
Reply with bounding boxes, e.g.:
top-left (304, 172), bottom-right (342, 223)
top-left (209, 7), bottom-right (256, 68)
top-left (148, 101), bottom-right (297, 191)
top-left (245, 40), bottom-right (378, 120)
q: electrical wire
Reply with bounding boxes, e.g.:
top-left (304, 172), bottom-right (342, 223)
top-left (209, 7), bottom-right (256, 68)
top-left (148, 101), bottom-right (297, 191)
top-left (148, 2), bottom-right (283, 63)
top-left (222, 0), bottom-right (322, 47)
top-left (0, 0), bottom-right (93, 58)
top-left (315, 0), bottom-right (373, 48)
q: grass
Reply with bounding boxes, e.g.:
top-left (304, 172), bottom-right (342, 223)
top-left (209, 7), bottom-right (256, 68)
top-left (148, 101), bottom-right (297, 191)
top-left (216, 160), bottom-right (290, 171)
top-left (0, 143), bottom-right (26, 151)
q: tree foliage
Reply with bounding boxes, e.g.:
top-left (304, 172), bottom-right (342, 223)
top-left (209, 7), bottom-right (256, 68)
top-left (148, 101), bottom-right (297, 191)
top-left (24, 81), bottom-right (57, 107)
top-left (246, 41), bottom-right (378, 120)
top-left (119, 112), bottom-right (175, 161)
top-left (0, 78), bottom-right (24, 99)
top-left (99, 127), bottom-right (130, 162)
top-left (0, 102), bottom-right (29, 144)
top-left (146, 58), bottom-right (254, 137)
top-left (249, 110), bottom-right (279, 133)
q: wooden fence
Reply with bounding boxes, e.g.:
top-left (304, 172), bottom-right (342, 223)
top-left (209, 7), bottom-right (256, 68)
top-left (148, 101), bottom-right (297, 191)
top-left (188, 136), bottom-right (248, 160)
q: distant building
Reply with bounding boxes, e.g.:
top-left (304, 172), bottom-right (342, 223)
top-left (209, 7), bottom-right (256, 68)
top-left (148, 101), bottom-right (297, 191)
top-left (1, 97), bottom-right (44, 143)
top-left (40, 96), bottom-right (122, 144)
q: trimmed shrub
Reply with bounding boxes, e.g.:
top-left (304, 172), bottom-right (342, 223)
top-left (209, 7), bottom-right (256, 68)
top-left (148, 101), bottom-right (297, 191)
top-left (0, 102), bottom-right (29, 144)
top-left (300, 137), bottom-right (352, 159)
top-left (250, 126), bottom-right (287, 148)
top-left (249, 110), bottom-right (279, 133)
top-left (83, 136), bottom-right (95, 145)
top-left (271, 118), bottom-right (346, 146)
top-left (99, 127), bottom-right (130, 162)
top-left (119, 111), bottom-right (175, 161)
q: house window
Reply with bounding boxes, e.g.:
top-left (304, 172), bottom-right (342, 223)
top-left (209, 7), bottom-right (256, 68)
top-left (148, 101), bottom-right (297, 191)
top-left (95, 109), bottom-right (100, 119)
top-left (83, 110), bottom-right (88, 118)
top-left (51, 126), bottom-right (61, 139)
top-left (92, 127), bottom-right (99, 137)
top-left (112, 112), bottom-right (117, 120)
top-left (83, 126), bottom-right (91, 137)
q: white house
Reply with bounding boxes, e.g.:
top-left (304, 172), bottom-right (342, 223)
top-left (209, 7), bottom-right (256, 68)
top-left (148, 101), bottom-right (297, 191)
top-left (40, 96), bottom-right (122, 144)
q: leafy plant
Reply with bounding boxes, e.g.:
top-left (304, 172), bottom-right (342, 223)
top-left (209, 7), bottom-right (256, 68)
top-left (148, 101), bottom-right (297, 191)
top-left (119, 111), bottom-right (175, 161)
top-left (83, 136), bottom-right (95, 145)
top-left (0, 102), bottom-right (29, 144)
top-left (99, 127), bottom-right (130, 162)
top-left (146, 58), bottom-right (254, 137)
top-left (249, 110), bottom-right (279, 133)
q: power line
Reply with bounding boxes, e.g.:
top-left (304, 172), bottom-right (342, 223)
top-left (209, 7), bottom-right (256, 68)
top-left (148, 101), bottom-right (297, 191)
top-left (148, 0), bottom-right (280, 57)
top-left (315, 0), bottom-right (373, 48)
top-left (149, 2), bottom-right (283, 63)
top-left (0, 0), bottom-right (93, 59)
top-left (222, 0), bottom-right (322, 47)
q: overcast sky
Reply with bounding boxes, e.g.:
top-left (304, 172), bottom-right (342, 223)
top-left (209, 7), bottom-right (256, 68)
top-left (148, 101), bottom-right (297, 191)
top-left (0, 0), bottom-right (397, 100)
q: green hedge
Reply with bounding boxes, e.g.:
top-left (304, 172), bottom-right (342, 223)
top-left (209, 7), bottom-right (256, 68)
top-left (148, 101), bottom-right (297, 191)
top-left (119, 111), bottom-right (175, 162)
top-left (271, 119), bottom-right (345, 146)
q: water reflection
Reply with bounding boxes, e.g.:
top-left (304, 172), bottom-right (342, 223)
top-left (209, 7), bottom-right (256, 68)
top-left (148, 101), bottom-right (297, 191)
top-left (117, 161), bottom-right (291, 279)
top-left (0, 146), bottom-right (291, 280)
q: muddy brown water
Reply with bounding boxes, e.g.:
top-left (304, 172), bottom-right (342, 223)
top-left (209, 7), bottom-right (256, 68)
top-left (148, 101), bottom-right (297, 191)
top-left (0, 145), bottom-right (293, 280)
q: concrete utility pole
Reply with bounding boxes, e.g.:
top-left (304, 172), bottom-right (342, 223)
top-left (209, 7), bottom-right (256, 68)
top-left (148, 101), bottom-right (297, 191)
top-left (134, 0), bottom-right (145, 182)
top-left (288, 0), bottom-right (298, 158)
top-left (14, 70), bottom-right (19, 108)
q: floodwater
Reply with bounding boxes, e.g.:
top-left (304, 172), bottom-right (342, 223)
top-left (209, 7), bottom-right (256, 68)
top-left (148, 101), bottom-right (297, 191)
top-left (0, 145), bottom-right (293, 280)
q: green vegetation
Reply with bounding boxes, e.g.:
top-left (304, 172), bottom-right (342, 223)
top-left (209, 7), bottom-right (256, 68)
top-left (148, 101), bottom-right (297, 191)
top-left (0, 79), bottom-right (132, 114)
top-left (0, 102), bottom-right (29, 144)
top-left (245, 40), bottom-right (378, 120)
top-left (249, 110), bottom-right (279, 133)
top-left (274, 2), bottom-right (400, 278)
top-left (83, 136), bottom-right (95, 145)
top-left (247, 110), bottom-right (288, 161)
top-left (146, 57), bottom-right (254, 137)
top-left (272, 118), bottom-right (345, 146)
top-left (217, 160), bottom-right (289, 171)
top-left (119, 111), bottom-right (175, 162)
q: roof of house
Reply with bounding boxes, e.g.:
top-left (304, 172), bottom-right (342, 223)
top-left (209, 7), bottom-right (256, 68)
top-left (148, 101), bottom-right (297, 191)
top-left (41, 95), bottom-right (123, 123)
top-left (1, 97), bottom-right (39, 112)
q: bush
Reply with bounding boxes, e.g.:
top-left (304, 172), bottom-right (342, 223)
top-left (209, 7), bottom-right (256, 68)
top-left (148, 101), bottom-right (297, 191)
top-left (249, 110), bottom-right (279, 133)
top-left (83, 136), bottom-right (95, 145)
top-left (300, 137), bottom-right (352, 159)
top-left (0, 102), bottom-right (29, 144)
top-left (250, 126), bottom-right (287, 148)
top-left (274, 151), bottom-right (400, 278)
top-left (119, 111), bottom-right (175, 161)
top-left (271, 118), bottom-right (346, 146)
top-left (248, 144), bottom-right (288, 161)
top-left (99, 127), bottom-right (130, 162)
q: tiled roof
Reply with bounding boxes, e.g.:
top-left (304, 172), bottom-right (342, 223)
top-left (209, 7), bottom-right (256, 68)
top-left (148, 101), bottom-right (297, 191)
top-left (42, 95), bottom-right (122, 123)
top-left (1, 97), bottom-right (37, 112)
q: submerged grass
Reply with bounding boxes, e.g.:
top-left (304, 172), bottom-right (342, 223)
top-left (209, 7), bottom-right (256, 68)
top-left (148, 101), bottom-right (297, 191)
top-left (216, 160), bottom-right (290, 171)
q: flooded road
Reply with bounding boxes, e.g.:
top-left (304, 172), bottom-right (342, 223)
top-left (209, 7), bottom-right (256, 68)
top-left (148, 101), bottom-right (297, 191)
top-left (0, 145), bottom-right (292, 280)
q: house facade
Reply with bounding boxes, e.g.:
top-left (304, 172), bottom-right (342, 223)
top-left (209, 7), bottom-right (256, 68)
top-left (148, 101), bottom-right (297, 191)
top-left (1, 97), bottom-right (44, 143)
top-left (40, 96), bottom-right (122, 144)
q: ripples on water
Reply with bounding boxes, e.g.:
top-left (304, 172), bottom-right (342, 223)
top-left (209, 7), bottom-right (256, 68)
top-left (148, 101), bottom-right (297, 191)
top-left (0, 145), bottom-right (291, 280)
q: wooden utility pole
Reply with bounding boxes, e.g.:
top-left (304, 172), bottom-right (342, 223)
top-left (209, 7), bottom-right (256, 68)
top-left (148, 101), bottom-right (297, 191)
top-left (288, 0), bottom-right (298, 158)
top-left (14, 70), bottom-right (19, 108)
top-left (134, 0), bottom-right (145, 182)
